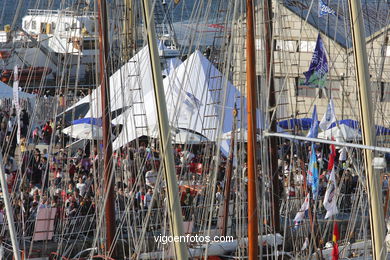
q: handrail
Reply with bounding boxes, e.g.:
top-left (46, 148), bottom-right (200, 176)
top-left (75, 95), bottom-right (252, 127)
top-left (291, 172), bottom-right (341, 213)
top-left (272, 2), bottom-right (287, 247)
top-left (27, 9), bottom-right (97, 17)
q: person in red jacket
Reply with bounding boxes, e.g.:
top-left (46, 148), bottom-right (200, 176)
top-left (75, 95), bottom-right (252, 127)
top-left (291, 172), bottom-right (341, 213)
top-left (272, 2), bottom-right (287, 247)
top-left (42, 121), bottom-right (52, 144)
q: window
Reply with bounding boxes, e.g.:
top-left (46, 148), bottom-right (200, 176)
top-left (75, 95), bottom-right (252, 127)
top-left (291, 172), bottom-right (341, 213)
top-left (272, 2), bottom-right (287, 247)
top-left (322, 80), bottom-right (340, 99)
top-left (82, 39), bottom-right (96, 50)
top-left (65, 23), bottom-right (70, 31)
top-left (276, 40), bottom-right (296, 51)
top-left (299, 40), bottom-right (316, 52)
top-left (40, 23), bottom-right (47, 34)
top-left (32, 20), bottom-right (36, 30)
top-left (296, 78), bottom-right (317, 97)
top-left (380, 82), bottom-right (390, 102)
top-left (23, 21), bottom-right (28, 30)
top-left (51, 22), bottom-right (56, 30)
top-left (296, 78), bottom-right (339, 98)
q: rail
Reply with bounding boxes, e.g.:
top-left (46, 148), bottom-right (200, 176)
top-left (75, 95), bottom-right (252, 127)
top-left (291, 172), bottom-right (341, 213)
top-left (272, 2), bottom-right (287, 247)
top-left (27, 9), bottom-right (97, 17)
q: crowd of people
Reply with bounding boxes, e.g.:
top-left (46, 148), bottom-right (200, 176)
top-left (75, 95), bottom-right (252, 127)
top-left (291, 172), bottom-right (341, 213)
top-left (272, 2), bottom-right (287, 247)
top-left (1, 112), bottom-right (211, 239)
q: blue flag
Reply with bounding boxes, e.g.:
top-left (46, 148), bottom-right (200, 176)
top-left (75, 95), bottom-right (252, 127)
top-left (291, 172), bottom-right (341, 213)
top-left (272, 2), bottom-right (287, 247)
top-left (302, 34), bottom-right (328, 88)
top-left (307, 105), bottom-right (319, 138)
top-left (319, 0), bottom-right (336, 17)
top-left (307, 143), bottom-right (319, 199)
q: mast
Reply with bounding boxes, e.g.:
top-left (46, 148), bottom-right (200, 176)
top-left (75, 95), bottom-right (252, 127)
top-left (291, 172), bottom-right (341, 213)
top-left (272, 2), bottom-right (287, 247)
top-left (246, 0), bottom-right (259, 258)
top-left (141, 0), bottom-right (189, 259)
top-left (123, 0), bottom-right (134, 60)
top-left (347, 0), bottom-right (385, 259)
top-left (0, 154), bottom-right (21, 260)
top-left (221, 107), bottom-right (237, 236)
top-left (263, 0), bottom-right (280, 233)
top-left (97, 0), bottom-right (116, 256)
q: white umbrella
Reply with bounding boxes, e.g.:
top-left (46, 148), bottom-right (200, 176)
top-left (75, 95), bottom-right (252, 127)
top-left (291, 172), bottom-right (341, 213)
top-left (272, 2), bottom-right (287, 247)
top-left (172, 128), bottom-right (207, 144)
top-left (318, 124), bottom-right (361, 142)
top-left (62, 124), bottom-right (103, 140)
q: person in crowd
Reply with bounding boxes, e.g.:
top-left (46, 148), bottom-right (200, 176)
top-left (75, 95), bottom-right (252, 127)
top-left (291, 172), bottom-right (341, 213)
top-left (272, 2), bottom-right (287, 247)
top-left (145, 166), bottom-right (158, 189)
top-left (32, 127), bottom-right (40, 144)
top-left (143, 188), bottom-right (154, 209)
top-left (42, 121), bottom-right (52, 145)
top-left (76, 177), bottom-right (87, 197)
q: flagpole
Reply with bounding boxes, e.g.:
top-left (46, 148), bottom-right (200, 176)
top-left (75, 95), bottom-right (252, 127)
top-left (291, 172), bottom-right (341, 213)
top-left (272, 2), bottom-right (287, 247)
top-left (348, 0), bottom-right (385, 258)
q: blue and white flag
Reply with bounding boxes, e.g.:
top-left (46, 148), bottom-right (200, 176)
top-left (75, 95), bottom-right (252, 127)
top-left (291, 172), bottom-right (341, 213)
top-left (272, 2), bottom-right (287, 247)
top-left (294, 193), bottom-right (310, 227)
top-left (307, 143), bottom-right (319, 199)
top-left (307, 105), bottom-right (319, 138)
top-left (323, 166), bottom-right (339, 219)
top-left (319, 99), bottom-right (336, 131)
top-left (319, 0), bottom-right (336, 17)
top-left (302, 34), bottom-right (328, 88)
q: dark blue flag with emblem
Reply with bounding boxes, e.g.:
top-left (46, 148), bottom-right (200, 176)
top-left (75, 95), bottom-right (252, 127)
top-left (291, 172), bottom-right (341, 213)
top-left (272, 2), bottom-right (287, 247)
top-left (302, 34), bottom-right (328, 88)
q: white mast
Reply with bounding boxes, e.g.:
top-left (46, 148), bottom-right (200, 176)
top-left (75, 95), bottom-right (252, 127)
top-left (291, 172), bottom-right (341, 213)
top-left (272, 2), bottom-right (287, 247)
top-left (0, 153), bottom-right (21, 260)
top-left (347, 0), bottom-right (385, 258)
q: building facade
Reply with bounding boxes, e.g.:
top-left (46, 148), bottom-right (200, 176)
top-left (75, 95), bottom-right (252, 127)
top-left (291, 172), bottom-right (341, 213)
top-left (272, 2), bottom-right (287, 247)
top-left (233, 0), bottom-right (390, 128)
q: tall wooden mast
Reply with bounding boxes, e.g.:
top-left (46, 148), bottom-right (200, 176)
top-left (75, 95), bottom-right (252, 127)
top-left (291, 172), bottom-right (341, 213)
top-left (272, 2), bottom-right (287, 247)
top-left (348, 0), bottom-right (385, 258)
top-left (141, 0), bottom-right (189, 258)
top-left (246, 0), bottom-right (259, 258)
top-left (97, 0), bottom-right (116, 255)
top-left (263, 0), bottom-right (280, 233)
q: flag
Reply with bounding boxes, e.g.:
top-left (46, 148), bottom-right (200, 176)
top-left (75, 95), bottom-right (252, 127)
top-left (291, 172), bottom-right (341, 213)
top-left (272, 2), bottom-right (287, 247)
top-left (307, 143), bottom-right (319, 199)
top-left (327, 141), bottom-right (336, 171)
top-left (319, 99), bottom-right (336, 131)
top-left (307, 105), bottom-right (319, 138)
top-left (301, 237), bottom-right (309, 251)
top-left (302, 34), bottom-right (328, 88)
top-left (319, 0), bottom-right (336, 17)
top-left (12, 65), bottom-right (21, 144)
top-left (293, 193), bottom-right (310, 226)
top-left (333, 221), bottom-right (339, 242)
top-left (332, 242), bottom-right (339, 260)
top-left (332, 222), bottom-right (340, 260)
top-left (323, 167), bottom-right (338, 219)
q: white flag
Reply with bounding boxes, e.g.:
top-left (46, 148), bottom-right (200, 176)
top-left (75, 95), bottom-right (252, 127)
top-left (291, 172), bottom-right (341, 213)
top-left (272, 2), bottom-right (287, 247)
top-left (301, 237), bottom-right (309, 251)
top-left (12, 65), bottom-right (21, 144)
top-left (323, 167), bottom-right (338, 219)
top-left (319, 99), bottom-right (336, 131)
top-left (294, 193), bottom-right (310, 223)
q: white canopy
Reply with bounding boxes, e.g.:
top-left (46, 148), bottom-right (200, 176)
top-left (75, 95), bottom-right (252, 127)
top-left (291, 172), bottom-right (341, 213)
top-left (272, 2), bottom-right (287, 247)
top-left (318, 124), bottom-right (361, 142)
top-left (65, 45), bottom-right (247, 151)
top-left (112, 50), bottom-right (245, 150)
top-left (65, 45), bottom-right (154, 117)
